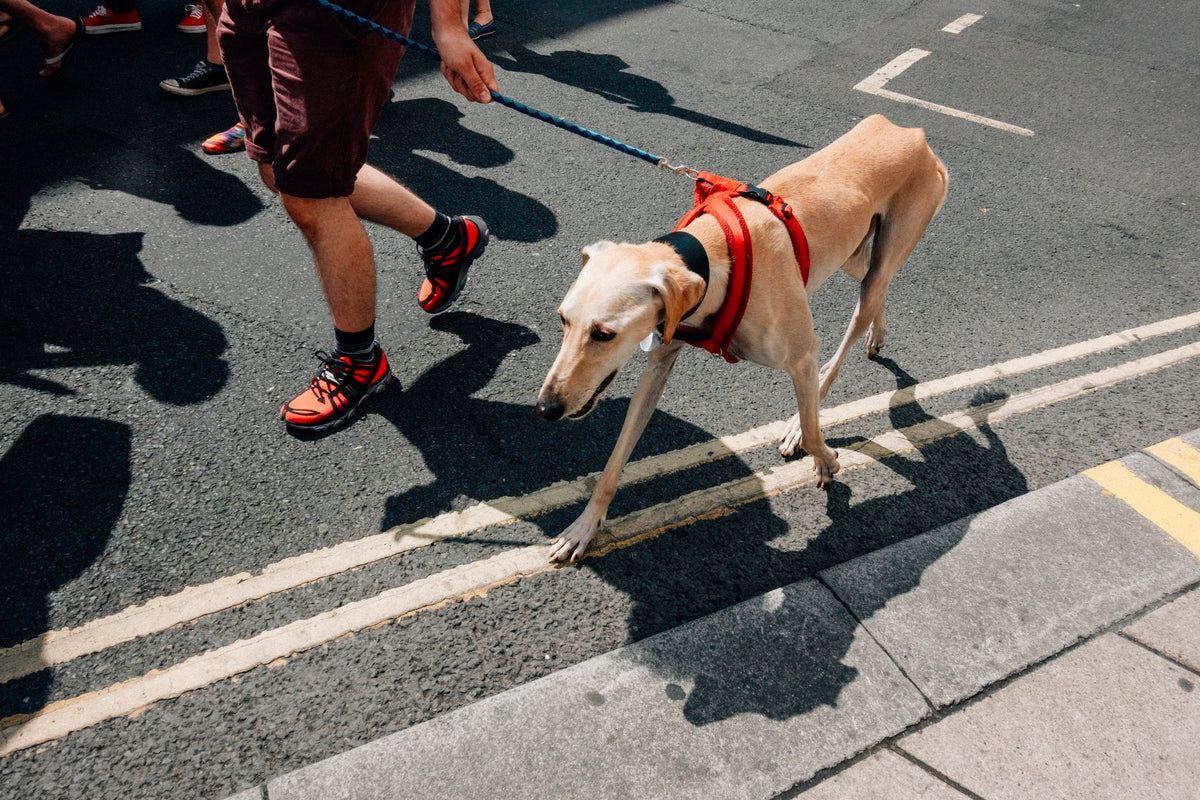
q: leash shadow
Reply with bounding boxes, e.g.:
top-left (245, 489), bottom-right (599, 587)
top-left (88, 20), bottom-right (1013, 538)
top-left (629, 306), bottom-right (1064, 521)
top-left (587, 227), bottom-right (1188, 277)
top-left (490, 44), bottom-right (806, 149)
top-left (580, 356), bottom-right (1027, 727)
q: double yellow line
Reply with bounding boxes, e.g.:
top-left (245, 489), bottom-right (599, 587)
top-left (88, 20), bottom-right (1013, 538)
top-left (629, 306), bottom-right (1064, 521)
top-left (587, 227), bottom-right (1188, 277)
top-left (1084, 438), bottom-right (1200, 558)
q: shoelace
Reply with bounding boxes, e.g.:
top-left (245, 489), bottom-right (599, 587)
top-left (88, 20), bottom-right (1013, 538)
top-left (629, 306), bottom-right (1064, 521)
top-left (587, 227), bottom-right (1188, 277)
top-left (309, 352), bottom-right (353, 400)
top-left (180, 60), bottom-right (214, 82)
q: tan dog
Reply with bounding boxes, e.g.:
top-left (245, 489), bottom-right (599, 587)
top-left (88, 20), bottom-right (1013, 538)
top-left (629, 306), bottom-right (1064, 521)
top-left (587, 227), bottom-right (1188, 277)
top-left (536, 114), bottom-right (948, 562)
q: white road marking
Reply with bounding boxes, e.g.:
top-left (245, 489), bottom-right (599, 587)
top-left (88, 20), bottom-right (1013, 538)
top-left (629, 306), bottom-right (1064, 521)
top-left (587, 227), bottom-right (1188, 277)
top-left (855, 48), bottom-right (1036, 136)
top-left (943, 13), bottom-right (985, 34)
top-left (5, 335), bottom-right (1200, 753)
top-left (2, 311), bottom-right (1199, 685)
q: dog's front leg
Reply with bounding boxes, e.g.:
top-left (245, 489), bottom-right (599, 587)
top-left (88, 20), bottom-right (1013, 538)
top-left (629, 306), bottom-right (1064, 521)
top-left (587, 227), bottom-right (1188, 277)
top-left (780, 352), bottom-right (840, 486)
top-left (549, 343), bottom-right (684, 562)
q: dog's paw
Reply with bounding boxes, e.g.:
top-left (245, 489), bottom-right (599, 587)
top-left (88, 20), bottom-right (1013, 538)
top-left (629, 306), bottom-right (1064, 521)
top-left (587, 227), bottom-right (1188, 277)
top-left (548, 534), bottom-right (592, 563)
top-left (548, 514), bottom-right (603, 563)
top-left (865, 325), bottom-right (886, 358)
top-left (813, 454), bottom-right (840, 488)
top-left (779, 413), bottom-right (803, 457)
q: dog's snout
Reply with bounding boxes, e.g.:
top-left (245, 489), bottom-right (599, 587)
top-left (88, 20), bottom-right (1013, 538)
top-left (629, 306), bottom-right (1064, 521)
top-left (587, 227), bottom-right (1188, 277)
top-left (536, 397), bottom-right (566, 421)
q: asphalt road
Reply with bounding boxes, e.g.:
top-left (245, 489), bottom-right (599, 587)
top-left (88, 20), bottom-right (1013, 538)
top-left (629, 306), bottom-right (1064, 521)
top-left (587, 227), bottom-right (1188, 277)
top-left (1, 0), bottom-right (1198, 797)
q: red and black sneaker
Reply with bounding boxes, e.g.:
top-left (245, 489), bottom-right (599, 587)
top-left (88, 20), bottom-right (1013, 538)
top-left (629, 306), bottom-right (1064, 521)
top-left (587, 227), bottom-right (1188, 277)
top-left (279, 346), bottom-right (391, 432)
top-left (416, 215), bottom-right (489, 314)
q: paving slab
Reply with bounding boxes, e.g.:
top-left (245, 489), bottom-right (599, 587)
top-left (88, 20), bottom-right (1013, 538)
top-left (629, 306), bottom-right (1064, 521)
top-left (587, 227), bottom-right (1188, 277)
top-left (897, 634), bottom-right (1200, 800)
top-left (1123, 587), bottom-right (1200, 672)
top-left (819, 471), bottom-right (1200, 708)
top-left (794, 749), bottom-right (970, 800)
top-left (266, 580), bottom-right (928, 800)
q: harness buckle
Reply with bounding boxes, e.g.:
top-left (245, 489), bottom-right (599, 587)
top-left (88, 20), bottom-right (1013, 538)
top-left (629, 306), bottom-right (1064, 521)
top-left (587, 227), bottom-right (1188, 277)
top-left (739, 184), bottom-right (772, 204)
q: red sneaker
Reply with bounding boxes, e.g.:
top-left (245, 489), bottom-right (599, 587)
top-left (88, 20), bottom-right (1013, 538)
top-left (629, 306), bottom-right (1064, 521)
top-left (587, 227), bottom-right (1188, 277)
top-left (177, 3), bottom-right (204, 33)
top-left (280, 347), bottom-right (391, 432)
top-left (82, 4), bottom-right (141, 33)
top-left (416, 215), bottom-right (489, 314)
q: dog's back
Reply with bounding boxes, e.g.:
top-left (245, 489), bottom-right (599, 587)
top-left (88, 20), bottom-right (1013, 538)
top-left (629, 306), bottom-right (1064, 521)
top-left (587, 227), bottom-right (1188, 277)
top-left (759, 115), bottom-right (947, 291)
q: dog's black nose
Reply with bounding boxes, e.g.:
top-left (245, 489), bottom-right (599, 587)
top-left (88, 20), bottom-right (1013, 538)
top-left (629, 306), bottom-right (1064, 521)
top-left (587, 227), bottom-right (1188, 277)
top-left (536, 398), bottom-right (565, 421)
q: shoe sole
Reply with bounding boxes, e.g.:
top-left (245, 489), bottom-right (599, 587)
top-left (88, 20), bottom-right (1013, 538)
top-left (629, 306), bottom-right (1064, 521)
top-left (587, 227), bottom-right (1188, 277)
top-left (282, 373), bottom-right (392, 434)
top-left (84, 23), bottom-right (142, 33)
top-left (159, 81), bottom-right (232, 97)
top-left (423, 216), bottom-right (489, 315)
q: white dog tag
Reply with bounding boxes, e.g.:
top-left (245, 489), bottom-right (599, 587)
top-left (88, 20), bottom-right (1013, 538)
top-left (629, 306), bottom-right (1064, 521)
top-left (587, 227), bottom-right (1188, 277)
top-left (639, 331), bottom-right (663, 352)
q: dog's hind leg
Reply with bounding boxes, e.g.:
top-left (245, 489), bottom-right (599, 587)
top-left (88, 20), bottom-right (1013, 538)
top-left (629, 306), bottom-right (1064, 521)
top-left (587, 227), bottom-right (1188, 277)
top-left (818, 215), bottom-right (895, 401)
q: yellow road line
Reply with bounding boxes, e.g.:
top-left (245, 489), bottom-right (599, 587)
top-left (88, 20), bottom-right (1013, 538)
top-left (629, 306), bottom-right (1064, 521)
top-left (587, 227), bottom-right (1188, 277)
top-left (1084, 460), bottom-right (1200, 558)
top-left (1146, 438), bottom-right (1200, 484)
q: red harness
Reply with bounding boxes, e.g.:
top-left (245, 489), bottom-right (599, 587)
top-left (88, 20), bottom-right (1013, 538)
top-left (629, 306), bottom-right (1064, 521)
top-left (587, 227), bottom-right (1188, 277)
top-left (670, 172), bottom-right (810, 363)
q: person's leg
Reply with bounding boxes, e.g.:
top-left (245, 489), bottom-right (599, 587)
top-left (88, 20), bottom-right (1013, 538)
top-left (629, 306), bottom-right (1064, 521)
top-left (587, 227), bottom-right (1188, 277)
top-left (347, 164), bottom-right (436, 239)
top-left (473, 0), bottom-right (492, 25)
top-left (0, 0), bottom-right (79, 76)
top-left (279, 191), bottom-right (377, 336)
top-left (203, 0), bottom-right (223, 63)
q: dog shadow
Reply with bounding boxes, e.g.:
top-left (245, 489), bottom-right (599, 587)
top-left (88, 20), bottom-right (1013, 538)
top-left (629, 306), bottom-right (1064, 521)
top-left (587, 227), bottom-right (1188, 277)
top-left (374, 312), bottom-right (733, 533)
top-left (583, 357), bottom-right (1027, 726)
top-left (489, 44), bottom-right (805, 149)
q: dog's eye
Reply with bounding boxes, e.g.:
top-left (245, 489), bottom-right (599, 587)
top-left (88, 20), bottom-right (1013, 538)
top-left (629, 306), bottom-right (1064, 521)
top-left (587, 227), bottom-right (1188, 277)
top-left (591, 328), bottom-right (616, 343)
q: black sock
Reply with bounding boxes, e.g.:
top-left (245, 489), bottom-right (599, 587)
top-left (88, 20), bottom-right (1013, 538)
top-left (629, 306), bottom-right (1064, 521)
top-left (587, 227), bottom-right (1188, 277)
top-left (333, 324), bottom-right (376, 360)
top-left (415, 212), bottom-right (454, 250)
top-left (206, 60), bottom-right (225, 71)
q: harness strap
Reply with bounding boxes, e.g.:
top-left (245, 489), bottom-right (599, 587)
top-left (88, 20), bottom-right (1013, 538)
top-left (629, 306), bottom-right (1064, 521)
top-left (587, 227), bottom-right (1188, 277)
top-left (667, 172), bottom-right (811, 363)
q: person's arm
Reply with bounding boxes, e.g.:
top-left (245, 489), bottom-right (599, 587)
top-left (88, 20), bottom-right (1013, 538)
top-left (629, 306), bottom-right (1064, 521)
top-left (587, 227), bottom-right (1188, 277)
top-left (429, 0), bottom-right (497, 103)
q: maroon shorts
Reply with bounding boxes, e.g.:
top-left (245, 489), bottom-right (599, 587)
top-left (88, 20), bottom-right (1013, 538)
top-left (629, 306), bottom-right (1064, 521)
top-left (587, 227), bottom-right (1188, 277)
top-left (217, 0), bottom-right (415, 198)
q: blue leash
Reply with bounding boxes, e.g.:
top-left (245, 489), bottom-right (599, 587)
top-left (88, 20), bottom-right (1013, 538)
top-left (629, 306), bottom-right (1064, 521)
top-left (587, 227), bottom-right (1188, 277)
top-left (307, 0), bottom-right (697, 175)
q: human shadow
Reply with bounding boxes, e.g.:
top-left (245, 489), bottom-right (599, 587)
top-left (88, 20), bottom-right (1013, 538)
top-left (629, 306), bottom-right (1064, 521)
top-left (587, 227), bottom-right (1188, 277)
top-left (371, 97), bottom-right (558, 243)
top-left (0, 126), bottom-right (261, 234)
top-left (490, 44), bottom-right (805, 149)
top-left (0, 230), bottom-right (229, 728)
top-left (586, 357), bottom-right (1027, 726)
top-left (0, 415), bottom-right (131, 723)
top-left (2, 229), bottom-right (229, 404)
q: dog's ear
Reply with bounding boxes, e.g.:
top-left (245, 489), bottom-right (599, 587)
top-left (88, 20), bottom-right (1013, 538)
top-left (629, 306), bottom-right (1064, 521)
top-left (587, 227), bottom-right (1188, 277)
top-left (650, 262), bottom-right (707, 344)
top-left (581, 240), bottom-right (620, 266)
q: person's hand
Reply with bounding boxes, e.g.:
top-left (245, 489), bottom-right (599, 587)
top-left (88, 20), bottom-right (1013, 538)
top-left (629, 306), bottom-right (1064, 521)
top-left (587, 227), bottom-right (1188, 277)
top-left (429, 0), bottom-right (497, 105)
top-left (435, 31), bottom-right (497, 103)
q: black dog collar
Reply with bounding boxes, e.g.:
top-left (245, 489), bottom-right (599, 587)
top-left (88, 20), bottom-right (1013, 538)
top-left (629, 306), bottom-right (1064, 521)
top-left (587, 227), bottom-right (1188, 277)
top-left (652, 230), bottom-right (710, 340)
top-left (653, 231), bottom-right (710, 289)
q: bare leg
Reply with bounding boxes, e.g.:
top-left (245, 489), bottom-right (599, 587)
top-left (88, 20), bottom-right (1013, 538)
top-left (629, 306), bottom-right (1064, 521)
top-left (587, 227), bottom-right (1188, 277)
top-left (0, 0), bottom-right (80, 78)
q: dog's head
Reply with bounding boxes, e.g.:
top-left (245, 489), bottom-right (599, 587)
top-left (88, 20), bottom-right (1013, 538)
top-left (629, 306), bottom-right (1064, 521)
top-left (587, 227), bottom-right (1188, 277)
top-left (536, 239), bottom-right (706, 421)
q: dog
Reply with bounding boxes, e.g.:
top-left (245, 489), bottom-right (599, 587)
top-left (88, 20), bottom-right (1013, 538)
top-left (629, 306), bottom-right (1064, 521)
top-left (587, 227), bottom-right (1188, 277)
top-left (536, 114), bottom-right (948, 562)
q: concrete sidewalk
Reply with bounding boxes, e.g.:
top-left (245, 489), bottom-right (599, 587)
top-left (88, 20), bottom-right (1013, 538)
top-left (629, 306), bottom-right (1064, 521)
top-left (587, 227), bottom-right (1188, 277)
top-left (224, 431), bottom-right (1200, 800)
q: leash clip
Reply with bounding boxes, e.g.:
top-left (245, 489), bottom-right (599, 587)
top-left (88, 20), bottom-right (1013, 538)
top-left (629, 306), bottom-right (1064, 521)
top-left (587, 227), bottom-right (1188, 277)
top-left (657, 159), bottom-right (701, 182)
